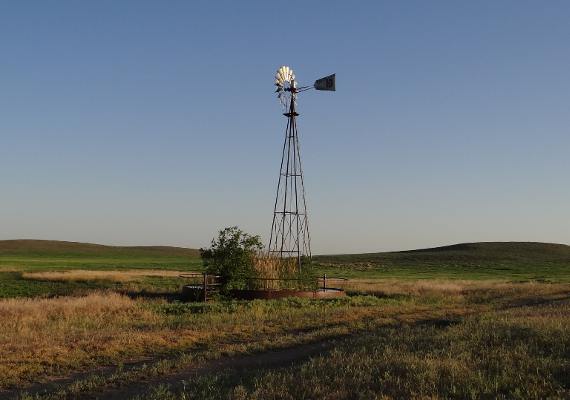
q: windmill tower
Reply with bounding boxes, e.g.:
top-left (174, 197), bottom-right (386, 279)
top-left (268, 66), bottom-right (335, 270)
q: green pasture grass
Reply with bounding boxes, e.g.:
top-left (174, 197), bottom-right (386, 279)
top-left (0, 272), bottom-right (191, 299)
top-left (0, 255), bottom-right (202, 271)
top-left (0, 271), bottom-right (115, 298)
top-left (0, 240), bottom-right (202, 297)
top-left (313, 241), bottom-right (570, 282)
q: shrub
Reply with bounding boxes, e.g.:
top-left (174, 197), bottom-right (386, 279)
top-left (200, 227), bottom-right (263, 292)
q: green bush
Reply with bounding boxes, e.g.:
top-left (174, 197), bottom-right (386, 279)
top-left (200, 227), bottom-right (263, 292)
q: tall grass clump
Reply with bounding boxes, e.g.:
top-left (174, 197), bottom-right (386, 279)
top-left (251, 255), bottom-right (315, 290)
top-left (251, 255), bottom-right (295, 290)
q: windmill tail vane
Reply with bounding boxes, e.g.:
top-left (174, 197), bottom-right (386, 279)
top-left (268, 66), bottom-right (335, 271)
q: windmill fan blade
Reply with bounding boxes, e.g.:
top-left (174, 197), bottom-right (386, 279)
top-left (314, 74), bottom-right (336, 91)
top-left (273, 66), bottom-right (298, 112)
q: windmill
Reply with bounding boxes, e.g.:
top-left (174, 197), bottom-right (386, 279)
top-left (268, 66), bottom-right (336, 270)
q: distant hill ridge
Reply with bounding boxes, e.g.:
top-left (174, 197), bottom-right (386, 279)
top-left (1, 239), bottom-right (568, 261)
top-left (398, 242), bottom-right (570, 255)
top-left (404, 241), bottom-right (570, 254)
top-left (314, 241), bottom-right (570, 264)
top-left (0, 239), bottom-right (200, 258)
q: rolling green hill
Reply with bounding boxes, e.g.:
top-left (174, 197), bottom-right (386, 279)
top-left (0, 239), bottom-right (201, 272)
top-left (316, 242), bottom-right (570, 263)
top-left (0, 239), bottom-right (200, 258)
top-left (1, 239), bottom-right (569, 281)
top-left (314, 242), bottom-right (570, 281)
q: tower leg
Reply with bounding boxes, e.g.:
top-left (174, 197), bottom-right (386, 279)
top-left (268, 95), bottom-right (311, 271)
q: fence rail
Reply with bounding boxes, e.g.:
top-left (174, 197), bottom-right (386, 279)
top-left (179, 273), bottom-right (347, 301)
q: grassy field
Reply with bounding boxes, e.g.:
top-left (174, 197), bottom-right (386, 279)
top-left (146, 298), bottom-right (569, 400)
top-left (3, 280), bottom-right (567, 399)
top-left (0, 239), bottom-right (568, 399)
top-left (0, 240), bottom-right (201, 298)
top-left (0, 239), bottom-right (201, 271)
top-left (1, 240), bottom-right (569, 300)
top-left (314, 242), bottom-right (570, 281)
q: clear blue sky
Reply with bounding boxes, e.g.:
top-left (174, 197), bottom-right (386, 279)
top-left (1, 1), bottom-right (569, 253)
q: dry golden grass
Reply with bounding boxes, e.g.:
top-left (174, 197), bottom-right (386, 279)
top-left (0, 266), bottom-right (24, 272)
top-left (0, 289), bottom-right (420, 389)
top-left (0, 293), bottom-right (167, 387)
top-left (21, 269), bottom-right (191, 282)
top-left (252, 255), bottom-right (298, 289)
top-left (339, 279), bottom-right (570, 317)
top-left (339, 278), bottom-right (567, 296)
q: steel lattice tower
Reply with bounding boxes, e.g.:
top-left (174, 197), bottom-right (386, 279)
top-left (268, 92), bottom-right (311, 269)
top-left (268, 66), bottom-right (334, 271)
